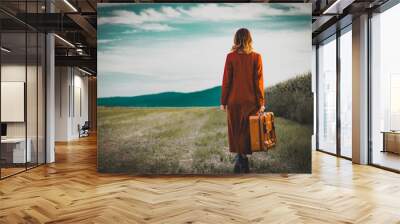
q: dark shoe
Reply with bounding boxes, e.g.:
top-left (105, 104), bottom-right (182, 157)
top-left (233, 155), bottom-right (242, 173)
top-left (241, 157), bottom-right (250, 173)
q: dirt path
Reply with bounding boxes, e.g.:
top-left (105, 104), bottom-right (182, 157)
top-left (98, 107), bottom-right (312, 174)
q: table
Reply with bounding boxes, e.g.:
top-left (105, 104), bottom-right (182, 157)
top-left (1, 138), bottom-right (31, 163)
top-left (382, 131), bottom-right (400, 154)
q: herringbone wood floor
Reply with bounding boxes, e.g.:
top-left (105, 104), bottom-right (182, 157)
top-left (1, 135), bottom-right (400, 224)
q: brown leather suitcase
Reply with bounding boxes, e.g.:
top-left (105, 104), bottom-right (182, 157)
top-left (249, 112), bottom-right (277, 152)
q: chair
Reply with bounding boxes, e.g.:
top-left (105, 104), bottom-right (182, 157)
top-left (79, 121), bottom-right (90, 138)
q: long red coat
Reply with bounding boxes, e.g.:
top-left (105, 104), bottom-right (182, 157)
top-left (221, 51), bottom-right (265, 155)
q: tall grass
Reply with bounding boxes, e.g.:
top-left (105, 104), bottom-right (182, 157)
top-left (265, 72), bottom-right (313, 124)
top-left (98, 107), bottom-right (311, 174)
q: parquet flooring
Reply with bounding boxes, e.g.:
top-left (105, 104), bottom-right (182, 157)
top-left (1, 167), bottom-right (26, 178)
top-left (0, 135), bottom-right (400, 223)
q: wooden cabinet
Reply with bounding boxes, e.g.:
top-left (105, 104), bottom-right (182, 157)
top-left (382, 132), bottom-right (400, 154)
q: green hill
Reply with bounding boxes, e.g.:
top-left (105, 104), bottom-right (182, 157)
top-left (98, 73), bottom-right (313, 124)
top-left (98, 86), bottom-right (221, 107)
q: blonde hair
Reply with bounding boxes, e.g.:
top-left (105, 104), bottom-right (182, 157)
top-left (231, 28), bottom-right (253, 54)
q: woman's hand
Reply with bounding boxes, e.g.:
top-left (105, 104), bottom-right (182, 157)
top-left (220, 105), bottom-right (227, 112)
top-left (259, 105), bottom-right (265, 113)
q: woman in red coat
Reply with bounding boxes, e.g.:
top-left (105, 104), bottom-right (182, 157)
top-left (220, 28), bottom-right (265, 173)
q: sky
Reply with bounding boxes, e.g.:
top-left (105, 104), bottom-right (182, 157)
top-left (97, 3), bottom-right (311, 98)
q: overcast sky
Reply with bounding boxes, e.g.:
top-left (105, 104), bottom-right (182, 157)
top-left (98, 3), bottom-right (311, 97)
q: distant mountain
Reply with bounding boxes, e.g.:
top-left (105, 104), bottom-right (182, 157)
top-left (98, 86), bottom-right (221, 107)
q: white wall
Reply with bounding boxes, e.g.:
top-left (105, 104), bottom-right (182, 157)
top-left (55, 66), bottom-right (70, 141)
top-left (352, 14), bottom-right (369, 164)
top-left (1, 65), bottom-right (27, 139)
top-left (72, 73), bottom-right (89, 138)
top-left (46, 4), bottom-right (56, 163)
top-left (55, 67), bottom-right (89, 141)
top-left (1, 65), bottom-right (41, 137)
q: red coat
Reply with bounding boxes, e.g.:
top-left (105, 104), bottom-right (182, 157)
top-left (221, 51), bottom-right (265, 154)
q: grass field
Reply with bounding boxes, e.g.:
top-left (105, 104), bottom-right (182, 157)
top-left (98, 107), bottom-right (312, 174)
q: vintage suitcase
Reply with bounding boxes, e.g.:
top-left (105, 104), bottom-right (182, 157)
top-left (249, 112), bottom-right (277, 152)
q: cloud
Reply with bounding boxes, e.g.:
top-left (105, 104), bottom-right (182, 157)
top-left (98, 6), bottom-right (181, 26)
top-left (122, 30), bottom-right (138, 34)
top-left (98, 10), bottom-right (142, 25)
top-left (98, 6), bottom-right (181, 31)
top-left (175, 3), bottom-right (304, 21)
top-left (269, 4), bottom-right (298, 11)
top-left (97, 3), bottom-right (311, 97)
top-left (98, 39), bottom-right (120, 44)
top-left (98, 30), bottom-right (311, 97)
top-left (161, 6), bottom-right (182, 18)
top-left (98, 3), bottom-right (310, 27)
top-left (141, 23), bottom-right (176, 31)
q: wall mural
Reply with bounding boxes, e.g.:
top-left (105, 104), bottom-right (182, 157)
top-left (97, 3), bottom-right (312, 174)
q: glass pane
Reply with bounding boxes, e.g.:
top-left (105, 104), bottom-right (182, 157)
top-left (0, 1), bottom-right (46, 178)
top-left (340, 30), bottom-right (352, 158)
top-left (26, 0), bottom-right (39, 168)
top-left (318, 37), bottom-right (337, 154)
top-left (1, 31), bottom-right (27, 177)
top-left (38, 33), bottom-right (45, 165)
top-left (371, 3), bottom-right (400, 171)
top-left (27, 31), bottom-right (38, 169)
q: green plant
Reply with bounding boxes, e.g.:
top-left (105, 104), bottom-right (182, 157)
top-left (265, 72), bottom-right (313, 124)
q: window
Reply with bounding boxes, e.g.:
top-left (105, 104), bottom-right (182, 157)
top-left (317, 36), bottom-right (337, 154)
top-left (390, 74), bottom-right (400, 130)
top-left (339, 28), bottom-right (352, 158)
top-left (370, 2), bottom-right (400, 171)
